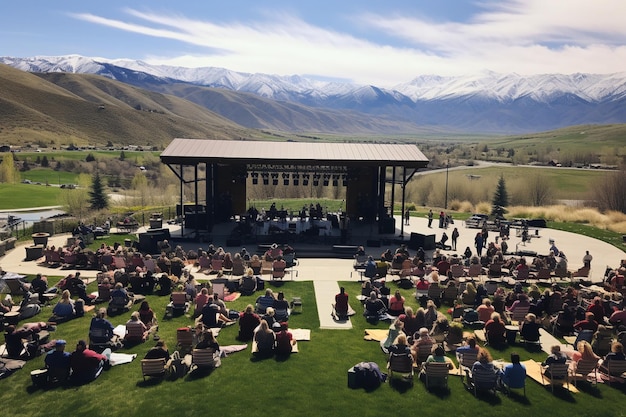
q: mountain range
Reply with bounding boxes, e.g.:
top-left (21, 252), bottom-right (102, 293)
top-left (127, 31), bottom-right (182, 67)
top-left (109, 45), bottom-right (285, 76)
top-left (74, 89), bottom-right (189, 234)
top-left (3, 55), bottom-right (626, 134)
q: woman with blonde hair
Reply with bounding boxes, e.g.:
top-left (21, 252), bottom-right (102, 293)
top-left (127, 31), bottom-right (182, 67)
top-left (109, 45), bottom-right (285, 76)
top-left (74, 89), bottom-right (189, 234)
top-left (253, 319), bottom-right (276, 356)
top-left (50, 290), bottom-right (75, 323)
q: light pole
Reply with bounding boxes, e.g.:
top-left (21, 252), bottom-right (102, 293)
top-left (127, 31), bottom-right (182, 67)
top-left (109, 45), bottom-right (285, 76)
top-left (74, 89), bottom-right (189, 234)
top-left (444, 159), bottom-right (449, 210)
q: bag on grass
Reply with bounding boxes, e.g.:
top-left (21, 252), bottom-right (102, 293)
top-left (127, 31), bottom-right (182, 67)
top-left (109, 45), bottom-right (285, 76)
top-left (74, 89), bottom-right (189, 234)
top-left (353, 361), bottom-right (386, 389)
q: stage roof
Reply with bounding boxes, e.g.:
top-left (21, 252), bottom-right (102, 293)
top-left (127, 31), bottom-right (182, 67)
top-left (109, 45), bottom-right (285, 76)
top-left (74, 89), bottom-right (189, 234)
top-left (160, 139), bottom-right (429, 168)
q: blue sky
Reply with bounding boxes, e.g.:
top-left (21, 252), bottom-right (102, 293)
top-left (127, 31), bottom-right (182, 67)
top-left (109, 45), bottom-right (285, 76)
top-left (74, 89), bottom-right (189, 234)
top-left (2, 0), bottom-right (626, 86)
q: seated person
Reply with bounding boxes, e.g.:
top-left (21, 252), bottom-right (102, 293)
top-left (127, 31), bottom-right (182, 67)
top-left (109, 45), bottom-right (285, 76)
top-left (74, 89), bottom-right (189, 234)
top-left (388, 290), bottom-right (406, 317)
top-left (89, 308), bottom-right (119, 349)
top-left (124, 311), bottom-right (148, 344)
top-left (542, 344), bottom-right (568, 368)
top-left (411, 327), bottom-right (435, 364)
top-left (500, 352), bottom-right (526, 391)
top-left (456, 336), bottom-right (479, 363)
top-left (144, 340), bottom-right (176, 373)
top-left (70, 340), bottom-right (110, 384)
top-left (363, 291), bottom-right (387, 319)
top-left (237, 304), bottom-right (261, 342)
top-left (255, 289), bottom-right (276, 314)
top-left (138, 301), bottom-right (158, 331)
top-left (196, 329), bottom-right (220, 352)
top-left (272, 291), bottom-right (290, 321)
top-left (600, 341), bottom-right (626, 372)
top-left (49, 290), bottom-right (75, 323)
top-left (467, 347), bottom-right (501, 385)
top-left (519, 313), bottom-right (541, 343)
top-left (381, 318), bottom-right (406, 353)
top-left (30, 273), bottom-right (56, 302)
top-left (253, 319), bottom-right (276, 357)
top-left (3, 324), bottom-right (41, 360)
top-left (574, 312), bottom-right (598, 333)
top-left (200, 299), bottom-right (233, 328)
top-left (45, 339), bottom-right (71, 384)
top-left (108, 283), bottom-right (132, 313)
top-left (275, 322), bottom-right (295, 355)
top-left (421, 344), bottom-right (453, 384)
top-left (484, 312), bottom-right (507, 348)
top-left (389, 333), bottom-right (412, 356)
top-left (194, 287), bottom-right (211, 318)
top-left (564, 340), bottom-right (599, 363)
top-left (239, 269), bottom-right (258, 296)
top-left (261, 307), bottom-right (278, 330)
top-left (333, 287), bottom-right (350, 319)
top-left (476, 299), bottom-right (495, 323)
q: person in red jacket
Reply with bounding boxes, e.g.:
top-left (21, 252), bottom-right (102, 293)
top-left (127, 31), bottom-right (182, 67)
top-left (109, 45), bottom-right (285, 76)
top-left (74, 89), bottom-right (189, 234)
top-left (70, 340), bottom-right (110, 384)
top-left (333, 287), bottom-right (349, 319)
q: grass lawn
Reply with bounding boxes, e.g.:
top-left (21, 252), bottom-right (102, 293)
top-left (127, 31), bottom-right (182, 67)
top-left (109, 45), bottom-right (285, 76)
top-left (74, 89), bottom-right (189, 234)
top-left (0, 183), bottom-right (63, 209)
top-left (2, 276), bottom-right (625, 417)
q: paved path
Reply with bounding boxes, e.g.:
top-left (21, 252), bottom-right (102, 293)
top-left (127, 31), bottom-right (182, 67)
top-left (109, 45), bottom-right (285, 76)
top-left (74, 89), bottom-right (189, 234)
top-left (314, 281), bottom-right (352, 330)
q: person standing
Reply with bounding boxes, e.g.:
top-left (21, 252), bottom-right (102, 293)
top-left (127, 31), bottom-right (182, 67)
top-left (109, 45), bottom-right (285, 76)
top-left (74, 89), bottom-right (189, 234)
top-left (451, 227), bottom-right (460, 251)
top-left (582, 251), bottom-right (593, 269)
top-left (427, 209), bottom-right (433, 228)
top-left (439, 211), bottom-right (445, 228)
top-left (404, 209), bottom-right (410, 226)
top-left (474, 232), bottom-right (484, 257)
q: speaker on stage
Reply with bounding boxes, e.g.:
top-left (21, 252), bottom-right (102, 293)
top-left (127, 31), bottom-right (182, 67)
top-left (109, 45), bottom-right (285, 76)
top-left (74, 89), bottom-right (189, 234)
top-left (139, 228), bottom-right (171, 254)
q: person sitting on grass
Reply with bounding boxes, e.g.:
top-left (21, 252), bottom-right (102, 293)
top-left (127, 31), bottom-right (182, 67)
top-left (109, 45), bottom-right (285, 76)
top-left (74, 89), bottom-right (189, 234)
top-left (275, 322), bottom-right (295, 356)
top-left (45, 339), bottom-right (71, 384)
top-left (364, 291), bottom-right (387, 321)
top-left (49, 290), bottom-right (75, 324)
top-left (70, 340), bottom-right (110, 384)
top-left (484, 312), bottom-right (507, 348)
top-left (599, 341), bottom-right (626, 373)
top-left (333, 286), bottom-right (349, 319)
top-left (253, 319), bottom-right (276, 357)
top-left (237, 304), bottom-right (261, 342)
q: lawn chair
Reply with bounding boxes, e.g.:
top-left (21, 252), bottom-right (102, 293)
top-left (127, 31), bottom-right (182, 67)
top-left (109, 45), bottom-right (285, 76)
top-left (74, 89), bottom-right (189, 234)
top-left (387, 352), bottom-right (414, 384)
top-left (466, 366), bottom-right (499, 396)
top-left (457, 350), bottom-right (478, 377)
top-left (599, 360), bottom-right (626, 386)
top-left (541, 363), bottom-right (570, 392)
top-left (190, 348), bottom-right (220, 372)
top-left (442, 285), bottom-right (459, 305)
top-left (141, 358), bottom-right (168, 381)
top-left (166, 292), bottom-right (190, 318)
top-left (176, 327), bottom-right (193, 354)
top-left (569, 358), bottom-right (598, 387)
top-left (422, 361), bottom-right (450, 390)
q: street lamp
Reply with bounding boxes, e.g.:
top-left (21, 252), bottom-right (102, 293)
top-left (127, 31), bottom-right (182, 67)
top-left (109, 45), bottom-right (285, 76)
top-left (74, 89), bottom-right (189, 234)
top-left (444, 159), bottom-right (449, 210)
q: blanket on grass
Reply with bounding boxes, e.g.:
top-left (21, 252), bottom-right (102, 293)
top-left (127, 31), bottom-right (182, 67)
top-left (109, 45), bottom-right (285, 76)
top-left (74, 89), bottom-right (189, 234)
top-left (224, 292), bottom-right (241, 302)
top-left (364, 329), bottom-right (388, 342)
top-left (109, 352), bottom-right (137, 366)
top-left (522, 359), bottom-right (579, 393)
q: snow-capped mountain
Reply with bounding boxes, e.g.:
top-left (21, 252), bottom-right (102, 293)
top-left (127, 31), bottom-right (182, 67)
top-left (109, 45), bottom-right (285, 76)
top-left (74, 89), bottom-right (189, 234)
top-left (3, 54), bottom-right (626, 133)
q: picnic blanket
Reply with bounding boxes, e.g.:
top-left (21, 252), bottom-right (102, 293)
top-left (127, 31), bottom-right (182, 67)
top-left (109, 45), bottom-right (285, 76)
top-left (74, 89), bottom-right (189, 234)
top-left (252, 340), bottom-right (299, 353)
top-left (364, 329), bottom-right (388, 342)
top-left (109, 352), bottom-right (137, 366)
top-left (522, 359), bottom-right (579, 393)
top-left (0, 357), bottom-right (26, 379)
top-left (220, 344), bottom-right (248, 356)
top-left (291, 328), bottom-right (311, 341)
top-left (224, 292), bottom-right (241, 302)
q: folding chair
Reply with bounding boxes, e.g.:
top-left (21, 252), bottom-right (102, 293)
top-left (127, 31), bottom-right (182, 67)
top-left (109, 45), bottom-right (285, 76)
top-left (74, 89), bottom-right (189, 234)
top-left (141, 358), bottom-right (167, 381)
top-left (422, 361), bottom-right (450, 390)
top-left (569, 358), bottom-right (598, 387)
top-left (387, 352), bottom-right (414, 384)
top-left (541, 363), bottom-right (570, 392)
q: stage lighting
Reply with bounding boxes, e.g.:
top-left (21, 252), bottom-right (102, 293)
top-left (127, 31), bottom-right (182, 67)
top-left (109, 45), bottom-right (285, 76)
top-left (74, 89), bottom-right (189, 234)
top-left (302, 174), bottom-right (309, 186)
top-left (342, 174), bottom-right (348, 186)
top-left (332, 174), bottom-right (339, 186)
top-left (282, 173), bottom-right (290, 186)
top-left (323, 173), bottom-right (330, 186)
top-left (251, 172), bottom-right (259, 185)
top-left (292, 173), bottom-right (299, 186)
top-left (313, 173), bottom-right (320, 186)
top-left (272, 172), bottom-right (279, 186)
top-left (261, 172), bottom-right (269, 185)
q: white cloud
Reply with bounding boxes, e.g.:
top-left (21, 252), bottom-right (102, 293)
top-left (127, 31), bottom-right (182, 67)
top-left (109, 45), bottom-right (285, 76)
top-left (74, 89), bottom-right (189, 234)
top-left (71, 1), bottom-right (626, 86)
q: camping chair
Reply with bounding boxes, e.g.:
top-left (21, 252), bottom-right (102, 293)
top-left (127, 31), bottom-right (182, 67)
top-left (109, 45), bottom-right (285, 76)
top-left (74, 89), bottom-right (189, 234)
top-left (569, 358), bottom-right (598, 387)
top-left (176, 327), bottom-right (193, 353)
top-left (427, 284), bottom-right (442, 305)
top-left (416, 344), bottom-right (433, 368)
top-left (284, 253), bottom-right (299, 268)
top-left (442, 285), bottom-right (459, 305)
top-left (599, 360), bottom-right (626, 386)
top-left (536, 268), bottom-right (552, 283)
top-left (95, 286), bottom-right (111, 304)
top-left (166, 292), bottom-right (190, 317)
top-left (507, 305), bottom-right (530, 325)
top-left (261, 260), bottom-right (273, 275)
top-left (113, 256), bottom-right (126, 270)
top-left (457, 350), bottom-right (478, 377)
top-left (484, 280), bottom-right (499, 295)
top-left (387, 352), bottom-right (414, 384)
top-left (450, 264), bottom-right (466, 279)
top-left (190, 348), bottom-right (219, 372)
top-left (467, 264), bottom-right (483, 280)
top-left (4, 278), bottom-right (27, 295)
top-left (210, 259), bottom-right (223, 274)
top-left (125, 322), bottom-right (148, 345)
top-left (466, 366), bottom-right (499, 396)
top-left (541, 363), bottom-right (571, 392)
top-left (422, 361), bottom-right (450, 390)
top-left (212, 283), bottom-right (226, 300)
top-left (141, 358), bottom-right (168, 381)
top-left (270, 264), bottom-right (287, 281)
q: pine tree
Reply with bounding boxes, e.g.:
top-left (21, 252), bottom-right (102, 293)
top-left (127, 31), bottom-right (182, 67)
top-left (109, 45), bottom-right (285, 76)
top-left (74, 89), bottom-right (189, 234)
top-left (491, 174), bottom-right (508, 218)
top-left (89, 172), bottom-right (109, 210)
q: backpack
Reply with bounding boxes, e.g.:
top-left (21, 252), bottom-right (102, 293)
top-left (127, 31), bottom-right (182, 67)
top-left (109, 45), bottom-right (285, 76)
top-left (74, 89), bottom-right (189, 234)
top-left (353, 361), bottom-right (385, 389)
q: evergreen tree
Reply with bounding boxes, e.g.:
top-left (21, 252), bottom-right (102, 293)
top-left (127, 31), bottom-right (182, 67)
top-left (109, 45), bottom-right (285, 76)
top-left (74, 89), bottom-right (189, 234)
top-left (491, 174), bottom-right (508, 218)
top-left (89, 172), bottom-right (109, 210)
top-left (41, 155), bottom-right (49, 167)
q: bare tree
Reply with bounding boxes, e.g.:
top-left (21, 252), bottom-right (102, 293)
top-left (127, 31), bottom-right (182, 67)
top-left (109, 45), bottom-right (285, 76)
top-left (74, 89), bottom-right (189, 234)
top-left (525, 172), bottom-right (554, 206)
top-left (592, 168), bottom-right (626, 213)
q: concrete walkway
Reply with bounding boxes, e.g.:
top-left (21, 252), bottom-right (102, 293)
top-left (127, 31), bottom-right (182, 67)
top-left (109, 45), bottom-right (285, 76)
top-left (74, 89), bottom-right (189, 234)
top-left (314, 281), bottom-right (352, 330)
